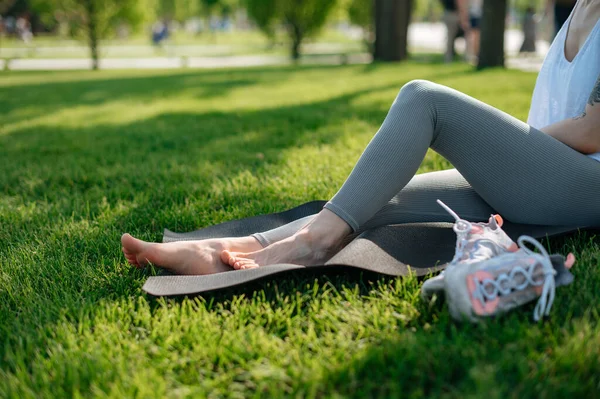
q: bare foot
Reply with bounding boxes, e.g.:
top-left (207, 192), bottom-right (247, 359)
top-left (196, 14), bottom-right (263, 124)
top-left (121, 233), bottom-right (262, 275)
top-left (221, 209), bottom-right (352, 269)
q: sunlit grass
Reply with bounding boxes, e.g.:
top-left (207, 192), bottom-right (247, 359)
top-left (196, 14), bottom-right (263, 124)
top-left (1, 63), bottom-right (598, 398)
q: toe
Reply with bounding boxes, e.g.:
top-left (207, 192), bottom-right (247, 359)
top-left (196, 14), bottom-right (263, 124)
top-left (122, 244), bottom-right (137, 265)
top-left (233, 258), bottom-right (254, 270)
top-left (123, 246), bottom-right (133, 256)
top-left (221, 251), bottom-right (260, 270)
top-left (125, 255), bottom-right (139, 266)
top-left (121, 233), bottom-right (144, 252)
top-left (239, 261), bottom-right (259, 270)
top-left (121, 233), bottom-right (155, 267)
top-left (221, 250), bottom-right (242, 267)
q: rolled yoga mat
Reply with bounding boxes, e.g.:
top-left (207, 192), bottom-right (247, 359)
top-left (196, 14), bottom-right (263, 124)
top-left (142, 201), bottom-right (593, 297)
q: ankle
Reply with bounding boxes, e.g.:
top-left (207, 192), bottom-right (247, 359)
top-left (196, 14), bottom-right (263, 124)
top-left (300, 211), bottom-right (351, 250)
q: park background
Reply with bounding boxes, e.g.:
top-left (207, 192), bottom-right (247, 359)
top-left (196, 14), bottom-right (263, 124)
top-left (2, 0), bottom-right (553, 70)
top-left (1, 0), bottom-right (599, 397)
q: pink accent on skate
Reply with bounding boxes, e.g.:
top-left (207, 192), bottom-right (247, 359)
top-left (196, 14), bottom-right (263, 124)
top-left (470, 225), bottom-right (484, 234)
top-left (467, 271), bottom-right (499, 315)
top-left (493, 215), bottom-right (504, 227)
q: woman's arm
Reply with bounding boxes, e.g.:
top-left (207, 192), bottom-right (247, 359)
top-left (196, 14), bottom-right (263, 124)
top-left (541, 74), bottom-right (600, 154)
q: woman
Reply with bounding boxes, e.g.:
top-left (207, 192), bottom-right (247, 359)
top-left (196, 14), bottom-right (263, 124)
top-left (442, 0), bottom-right (470, 63)
top-left (122, 1), bottom-right (600, 275)
top-left (468, 0), bottom-right (483, 61)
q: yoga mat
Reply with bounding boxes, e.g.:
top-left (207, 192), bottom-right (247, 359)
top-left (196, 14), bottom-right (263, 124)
top-left (143, 201), bottom-right (593, 297)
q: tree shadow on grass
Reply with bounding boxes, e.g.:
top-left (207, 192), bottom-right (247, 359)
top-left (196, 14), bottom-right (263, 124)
top-left (0, 79), bottom-right (406, 352)
top-left (0, 63), bottom-right (477, 126)
top-left (0, 81), bottom-right (399, 209)
top-left (0, 63), bottom-right (531, 389)
top-left (0, 60), bottom-right (589, 320)
top-left (0, 65), bottom-right (351, 119)
top-left (0, 80), bottom-right (398, 334)
top-left (0, 68), bottom-right (286, 123)
top-left (0, 62), bottom-right (480, 219)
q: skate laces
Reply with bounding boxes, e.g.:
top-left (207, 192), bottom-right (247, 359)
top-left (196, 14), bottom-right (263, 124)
top-left (472, 236), bottom-right (556, 321)
top-left (436, 200), bottom-right (477, 264)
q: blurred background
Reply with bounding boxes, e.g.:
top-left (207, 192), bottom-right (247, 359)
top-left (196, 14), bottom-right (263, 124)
top-left (0, 0), bottom-right (573, 71)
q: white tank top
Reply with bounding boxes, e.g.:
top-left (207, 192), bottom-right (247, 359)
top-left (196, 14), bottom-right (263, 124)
top-left (527, 9), bottom-right (600, 162)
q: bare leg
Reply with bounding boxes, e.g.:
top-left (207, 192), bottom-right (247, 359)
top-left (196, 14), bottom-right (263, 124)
top-left (121, 234), bottom-right (263, 275)
top-left (222, 209), bottom-right (351, 270)
top-left (121, 212), bottom-right (315, 274)
top-left (471, 28), bottom-right (480, 61)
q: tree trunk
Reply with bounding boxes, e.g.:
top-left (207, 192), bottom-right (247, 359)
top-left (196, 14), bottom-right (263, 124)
top-left (84, 0), bottom-right (100, 70)
top-left (374, 0), bottom-right (412, 62)
top-left (477, 0), bottom-right (507, 70)
top-left (288, 23), bottom-right (302, 61)
top-left (291, 37), bottom-right (301, 60)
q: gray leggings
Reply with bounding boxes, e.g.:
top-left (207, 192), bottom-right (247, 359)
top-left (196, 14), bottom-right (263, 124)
top-left (253, 80), bottom-right (600, 247)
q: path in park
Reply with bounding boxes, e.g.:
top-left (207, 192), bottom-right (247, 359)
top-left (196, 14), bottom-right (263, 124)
top-left (1, 23), bottom-right (548, 72)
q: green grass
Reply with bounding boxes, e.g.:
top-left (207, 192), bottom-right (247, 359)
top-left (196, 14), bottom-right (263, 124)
top-left (1, 63), bottom-right (599, 398)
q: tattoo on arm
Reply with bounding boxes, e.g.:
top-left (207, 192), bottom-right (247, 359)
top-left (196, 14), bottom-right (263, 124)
top-left (572, 74), bottom-right (600, 120)
top-left (587, 74), bottom-right (600, 107)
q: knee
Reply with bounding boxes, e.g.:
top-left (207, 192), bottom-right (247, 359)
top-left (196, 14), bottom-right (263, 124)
top-left (396, 79), bottom-right (440, 106)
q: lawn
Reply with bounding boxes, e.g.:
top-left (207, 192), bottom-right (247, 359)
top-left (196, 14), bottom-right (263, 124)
top-left (1, 62), bottom-right (599, 398)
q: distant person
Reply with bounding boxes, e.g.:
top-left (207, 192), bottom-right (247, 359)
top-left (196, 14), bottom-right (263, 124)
top-left (468, 0), bottom-right (483, 62)
top-left (4, 16), bottom-right (15, 35)
top-left (520, 7), bottom-right (537, 54)
top-left (151, 20), bottom-right (169, 47)
top-left (441, 0), bottom-right (470, 63)
top-left (15, 17), bottom-right (32, 44)
top-left (548, 0), bottom-right (577, 38)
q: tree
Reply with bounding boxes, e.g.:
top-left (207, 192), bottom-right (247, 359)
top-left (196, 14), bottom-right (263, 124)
top-left (32, 0), bottom-right (151, 70)
top-left (374, 0), bottom-right (413, 62)
top-left (155, 0), bottom-right (200, 22)
top-left (0, 0), bottom-right (17, 14)
top-left (245, 0), bottom-right (278, 40)
top-left (283, 0), bottom-right (338, 59)
top-left (245, 0), bottom-right (338, 60)
top-left (477, 0), bottom-right (508, 69)
top-left (347, 0), bottom-right (374, 54)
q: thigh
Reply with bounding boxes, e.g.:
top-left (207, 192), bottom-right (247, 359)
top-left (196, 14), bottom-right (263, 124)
top-left (360, 169), bottom-right (495, 231)
top-left (426, 82), bottom-right (600, 226)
